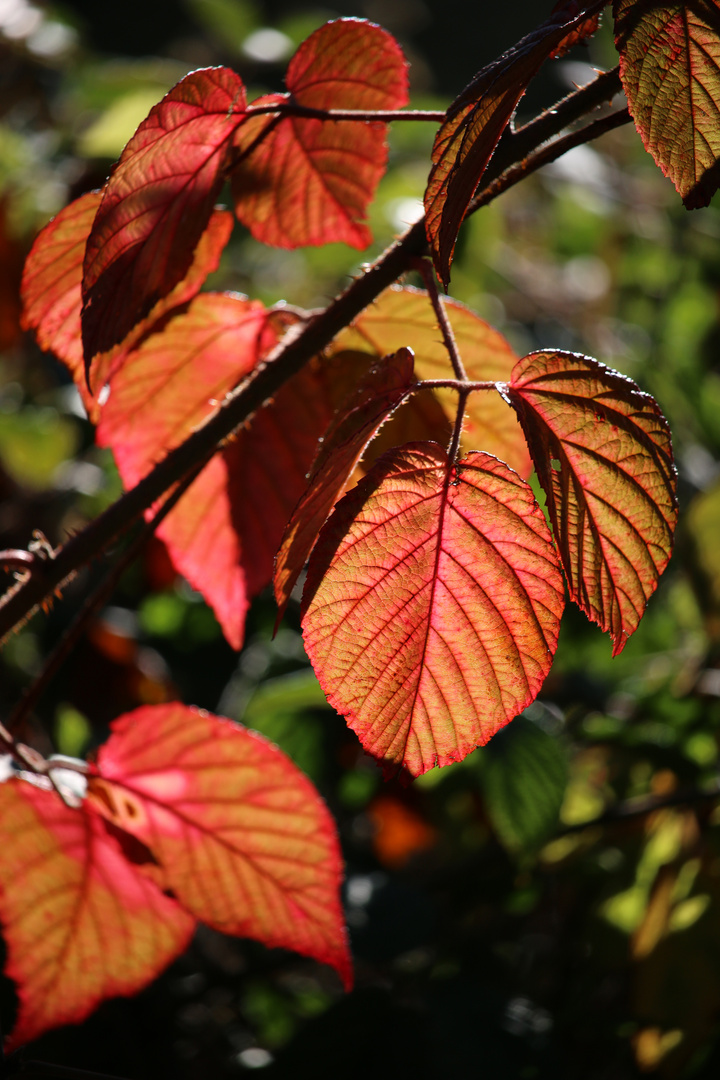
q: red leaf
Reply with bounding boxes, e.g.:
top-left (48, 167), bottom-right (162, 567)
top-left (232, 19), bottom-right (409, 248)
top-left (21, 191), bottom-right (102, 418)
top-left (424, 4), bottom-right (601, 285)
top-left (81, 68), bottom-right (247, 361)
top-left (333, 285), bottom-right (530, 476)
top-left (96, 292), bottom-right (268, 647)
top-left (614, 0), bottom-right (720, 208)
top-left (549, 0), bottom-right (601, 58)
top-left (508, 350), bottom-right (678, 654)
top-left (97, 299), bottom-right (339, 648)
top-left (21, 193), bottom-right (233, 416)
top-left (302, 443), bottom-right (565, 777)
top-left (274, 347), bottom-right (416, 618)
top-left (87, 704), bottom-right (352, 988)
top-left (0, 778), bottom-right (194, 1050)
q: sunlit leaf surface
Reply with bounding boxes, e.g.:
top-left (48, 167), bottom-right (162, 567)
top-left (232, 19), bottom-right (408, 248)
top-left (82, 67), bottom-right (246, 359)
top-left (88, 704), bottom-right (352, 988)
top-left (334, 285), bottom-right (530, 475)
top-left (508, 350), bottom-right (678, 654)
top-left (0, 779), bottom-right (193, 1050)
top-left (21, 193), bottom-right (233, 413)
top-left (274, 347), bottom-right (416, 617)
top-left (614, 0), bottom-right (720, 208)
top-left (302, 443), bottom-right (564, 777)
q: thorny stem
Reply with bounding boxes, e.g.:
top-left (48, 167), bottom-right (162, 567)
top-left (447, 389), bottom-right (469, 466)
top-left (415, 259), bottom-right (469, 382)
top-left (486, 67), bottom-right (623, 187)
top-left (0, 67), bottom-right (632, 642)
top-left (247, 104), bottom-right (446, 122)
top-left (469, 107), bottom-right (631, 216)
top-left (5, 464), bottom-right (206, 737)
top-left (419, 379), bottom-right (499, 393)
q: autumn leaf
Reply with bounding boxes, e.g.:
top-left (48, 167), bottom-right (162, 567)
top-left (302, 444), bottom-right (565, 778)
top-left (232, 19), bottom-right (409, 248)
top-left (0, 778), bottom-right (194, 1050)
top-left (424, 2), bottom-right (604, 285)
top-left (549, 0), bottom-right (601, 58)
top-left (333, 285), bottom-right (530, 476)
top-left (97, 297), bottom-right (341, 648)
top-left (508, 350), bottom-right (678, 655)
top-left (614, 0), bottom-right (720, 208)
top-left (21, 192), bottom-right (233, 414)
top-left (82, 67), bottom-right (247, 361)
top-left (87, 704), bottom-right (352, 989)
top-left (274, 347), bottom-right (416, 618)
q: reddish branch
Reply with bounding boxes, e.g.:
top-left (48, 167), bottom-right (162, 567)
top-left (0, 65), bottom-right (629, 644)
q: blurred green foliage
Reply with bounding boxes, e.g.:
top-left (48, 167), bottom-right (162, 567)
top-left (4, 2), bottom-right (720, 1078)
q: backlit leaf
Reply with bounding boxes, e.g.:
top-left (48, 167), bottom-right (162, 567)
top-left (232, 19), bottom-right (409, 248)
top-left (97, 292), bottom-right (269, 648)
top-left (97, 298), bottom-right (339, 648)
top-left (82, 67), bottom-right (247, 361)
top-left (614, 0), bottom-right (720, 208)
top-left (274, 347), bottom-right (416, 618)
top-left (549, 0), bottom-right (601, 58)
top-left (87, 704), bottom-right (352, 989)
top-left (302, 444), bottom-right (565, 778)
top-left (21, 192), bottom-right (233, 414)
top-left (508, 350), bottom-right (678, 655)
top-left (481, 714), bottom-right (568, 853)
top-left (424, 4), bottom-right (599, 285)
top-left (333, 285), bottom-right (530, 475)
top-left (0, 778), bottom-right (194, 1050)
top-left (20, 191), bottom-right (101, 417)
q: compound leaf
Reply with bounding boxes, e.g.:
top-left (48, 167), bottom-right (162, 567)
top-left (424, 3), bottom-right (601, 285)
top-left (334, 285), bottom-right (530, 476)
top-left (0, 778), bottom-right (194, 1050)
top-left (21, 192), bottom-right (233, 413)
top-left (302, 444), bottom-right (565, 778)
top-left (87, 704), bottom-right (352, 989)
top-left (508, 350), bottom-right (678, 655)
top-left (614, 0), bottom-right (720, 208)
top-left (274, 347), bottom-right (416, 618)
top-left (82, 67), bottom-right (247, 361)
top-left (232, 19), bottom-right (409, 248)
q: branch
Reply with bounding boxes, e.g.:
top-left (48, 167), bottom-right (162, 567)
top-left (415, 259), bottom-right (468, 382)
top-left (0, 72), bottom-right (632, 643)
top-left (5, 463), bottom-right (205, 734)
top-left (468, 107), bottom-right (631, 216)
top-left (246, 104), bottom-right (446, 122)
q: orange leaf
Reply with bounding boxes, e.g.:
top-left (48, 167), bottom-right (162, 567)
top-left (96, 292), bottom-right (268, 647)
top-left (302, 443), bottom-right (564, 778)
top-left (232, 19), bottom-right (409, 248)
top-left (333, 285), bottom-right (530, 476)
top-left (508, 350), bottom-right (678, 654)
top-left (97, 299), bottom-right (338, 648)
top-left (82, 68), bottom-right (247, 361)
top-left (87, 704), bottom-right (352, 989)
top-left (614, 0), bottom-right (720, 208)
top-left (274, 347), bottom-right (416, 618)
top-left (424, 3), bottom-right (602, 285)
top-left (0, 778), bottom-right (194, 1050)
top-left (21, 191), bottom-right (233, 415)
